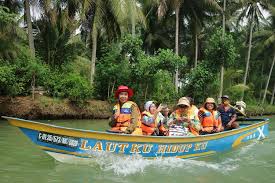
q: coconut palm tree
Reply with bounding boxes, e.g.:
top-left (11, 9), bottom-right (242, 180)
top-left (35, 0), bottom-right (81, 66)
top-left (83, 0), bottom-right (146, 85)
top-left (139, 1), bottom-right (174, 54)
top-left (236, 0), bottom-right (268, 100)
top-left (24, 0), bottom-right (35, 57)
top-left (157, 0), bottom-right (181, 92)
top-left (157, 0), bottom-right (221, 92)
top-left (124, 0), bottom-right (146, 36)
top-left (254, 4), bottom-right (275, 104)
top-left (219, 0), bottom-right (226, 98)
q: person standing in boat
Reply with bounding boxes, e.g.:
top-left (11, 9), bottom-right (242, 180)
top-left (109, 85), bottom-right (142, 135)
top-left (141, 101), bottom-right (167, 136)
top-left (167, 97), bottom-right (201, 136)
top-left (217, 95), bottom-right (239, 130)
top-left (198, 98), bottom-right (223, 134)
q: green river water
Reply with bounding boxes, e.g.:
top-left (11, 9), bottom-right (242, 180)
top-left (0, 116), bottom-right (275, 183)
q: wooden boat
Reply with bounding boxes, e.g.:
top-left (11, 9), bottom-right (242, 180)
top-left (2, 116), bottom-right (269, 163)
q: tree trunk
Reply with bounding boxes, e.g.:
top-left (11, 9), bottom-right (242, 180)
top-left (107, 80), bottom-right (111, 98)
top-left (144, 83), bottom-right (148, 101)
top-left (131, 14), bottom-right (135, 37)
top-left (25, 0), bottom-right (35, 57)
top-left (259, 63), bottom-right (264, 102)
top-left (31, 73), bottom-right (35, 100)
top-left (262, 52), bottom-right (275, 104)
top-left (111, 80), bottom-right (116, 96)
top-left (194, 33), bottom-right (198, 68)
top-left (241, 15), bottom-right (254, 100)
top-left (90, 25), bottom-right (97, 85)
top-left (270, 82), bottom-right (275, 105)
top-left (219, 0), bottom-right (226, 99)
top-left (219, 65), bottom-right (224, 98)
top-left (175, 7), bottom-right (179, 93)
top-left (222, 0), bottom-right (226, 37)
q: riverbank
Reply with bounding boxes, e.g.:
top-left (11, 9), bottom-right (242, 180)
top-left (246, 104), bottom-right (275, 116)
top-left (0, 96), bottom-right (112, 120)
top-left (0, 96), bottom-right (274, 120)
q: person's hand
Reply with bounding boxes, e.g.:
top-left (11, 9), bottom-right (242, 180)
top-left (226, 122), bottom-right (232, 128)
top-left (125, 126), bottom-right (134, 134)
top-left (156, 104), bottom-right (163, 113)
top-left (181, 116), bottom-right (190, 123)
top-left (212, 128), bottom-right (218, 133)
top-left (154, 128), bottom-right (160, 135)
top-left (176, 117), bottom-right (184, 123)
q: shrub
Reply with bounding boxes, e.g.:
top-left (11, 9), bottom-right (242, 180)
top-left (45, 72), bottom-right (92, 102)
top-left (0, 65), bottom-right (23, 95)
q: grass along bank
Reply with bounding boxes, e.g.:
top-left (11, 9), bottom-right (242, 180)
top-left (0, 96), bottom-right (112, 120)
top-left (246, 104), bottom-right (275, 116)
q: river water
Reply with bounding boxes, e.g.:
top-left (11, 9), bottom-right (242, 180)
top-left (0, 116), bottom-right (275, 183)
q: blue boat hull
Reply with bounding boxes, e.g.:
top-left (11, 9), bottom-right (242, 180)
top-left (2, 116), bottom-right (269, 161)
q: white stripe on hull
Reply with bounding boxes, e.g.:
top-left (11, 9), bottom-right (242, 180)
top-left (45, 151), bottom-right (91, 164)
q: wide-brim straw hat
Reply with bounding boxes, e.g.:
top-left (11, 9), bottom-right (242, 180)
top-left (114, 85), bottom-right (133, 98)
top-left (205, 97), bottom-right (216, 104)
top-left (177, 97), bottom-right (190, 107)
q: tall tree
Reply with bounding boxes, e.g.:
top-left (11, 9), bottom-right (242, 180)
top-left (184, 1), bottom-right (221, 68)
top-left (158, 0), bottom-right (182, 92)
top-left (124, 0), bottom-right (146, 36)
top-left (219, 0), bottom-right (226, 98)
top-left (237, 0), bottom-right (268, 100)
top-left (24, 0), bottom-right (35, 57)
top-left (158, 0), bottom-right (221, 92)
top-left (254, 3), bottom-right (275, 104)
top-left (83, 0), bottom-right (141, 85)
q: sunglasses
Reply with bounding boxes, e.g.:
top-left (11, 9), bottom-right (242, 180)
top-left (178, 105), bottom-right (188, 108)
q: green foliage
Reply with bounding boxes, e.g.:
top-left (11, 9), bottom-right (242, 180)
top-left (225, 84), bottom-right (255, 103)
top-left (0, 1), bottom-right (274, 108)
top-left (0, 5), bottom-right (21, 59)
top-left (121, 34), bottom-right (144, 62)
top-left (45, 72), bottom-right (92, 102)
top-left (205, 28), bottom-right (238, 71)
top-left (34, 10), bottom-right (82, 67)
top-left (94, 35), bottom-right (186, 103)
top-left (0, 6), bottom-right (16, 23)
top-left (182, 62), bottom-right (217, 103)
top-left (156, 49), bottom-right (187, 73)
top-left (0, 65), bottom-right (23, 95)
top-left (151, 70), bottom-right (177, 103)
top-left (0, 47), bottom-right (50, 96)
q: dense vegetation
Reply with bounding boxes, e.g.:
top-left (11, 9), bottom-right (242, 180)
top-left (0, 0), bottom-right (274, 108)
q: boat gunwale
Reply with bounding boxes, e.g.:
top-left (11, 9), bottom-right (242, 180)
top-left (1, 116), bottom-right (269, 143)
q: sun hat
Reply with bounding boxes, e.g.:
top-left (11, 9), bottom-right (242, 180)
top-left (177, 97), bottom-right (190, 107)
top-left (205, 97), bottom-right (216, 104)
top-left (114, 85), bottom-right (133, 98)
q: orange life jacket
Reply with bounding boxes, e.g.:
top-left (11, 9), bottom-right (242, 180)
top-left (174, 109), bottom-right (200, 136)
top-left (112, 101), bottom-right (141, 128)
top-left (141, 111), bottom-right (166, 135)
top-left (199, 108), bottom-right (220, 128)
